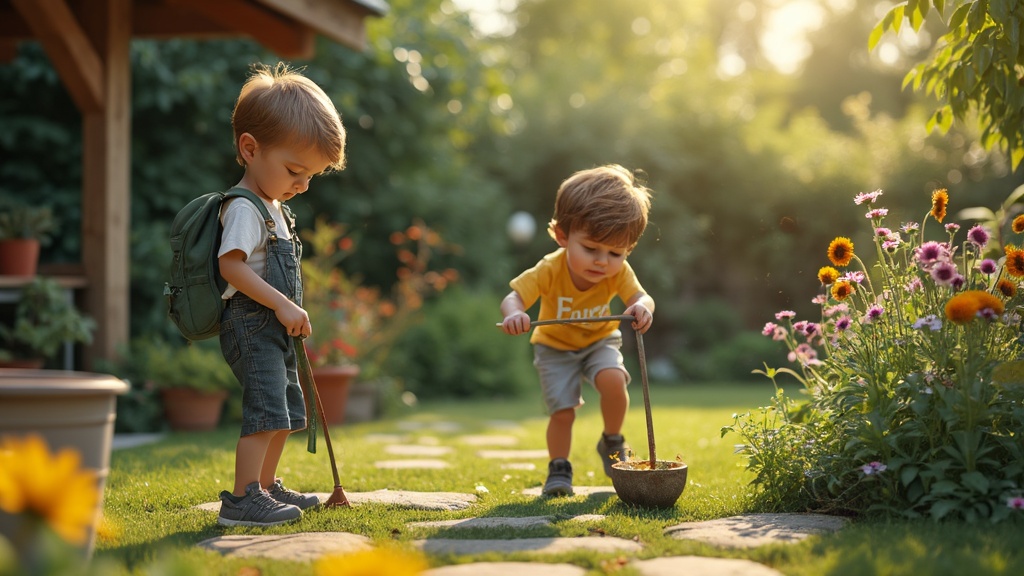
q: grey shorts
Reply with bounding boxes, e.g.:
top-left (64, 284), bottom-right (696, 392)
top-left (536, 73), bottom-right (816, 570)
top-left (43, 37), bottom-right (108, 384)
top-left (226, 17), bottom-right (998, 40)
top-left (533, 332), bottom-right (630, 414)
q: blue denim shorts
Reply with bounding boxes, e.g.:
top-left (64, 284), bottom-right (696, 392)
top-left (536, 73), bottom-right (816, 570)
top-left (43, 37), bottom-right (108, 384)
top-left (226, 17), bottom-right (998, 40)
top-left (533, 332), bottom-right (630, 414)
top-left (220, 294), bottom-right (307, 436)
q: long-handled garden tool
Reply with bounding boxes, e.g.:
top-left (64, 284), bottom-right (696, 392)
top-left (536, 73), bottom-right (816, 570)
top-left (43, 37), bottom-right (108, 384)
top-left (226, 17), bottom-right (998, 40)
top-left (294, 336), bottom-right (350, 508)
top-left (495, 314), bottom-right (687, 508)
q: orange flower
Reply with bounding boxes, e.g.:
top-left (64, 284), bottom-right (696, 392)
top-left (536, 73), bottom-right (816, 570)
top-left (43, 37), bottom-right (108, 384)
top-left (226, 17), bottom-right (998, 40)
top-left (831, 280), bottom-right (854, 301)
top-left (827, 237), bottom-right (855, 267)
top-left (1006, 246), bottom-right (1024, 277)
top-left (931, 189), bottom-right (949, 222)
top-left (997, 279), bottom-right (1017, 298)
top-left (1013, 215), bottom-right (1024, 234)
top-left (944, 290), bottom-right (1005, 324)
top-left (817, 266), bottom-right (840, 285)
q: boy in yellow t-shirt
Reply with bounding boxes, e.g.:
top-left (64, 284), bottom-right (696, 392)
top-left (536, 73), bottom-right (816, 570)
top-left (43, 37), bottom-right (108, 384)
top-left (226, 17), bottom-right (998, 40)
top-left (500, 164), bottom-right (655, 496)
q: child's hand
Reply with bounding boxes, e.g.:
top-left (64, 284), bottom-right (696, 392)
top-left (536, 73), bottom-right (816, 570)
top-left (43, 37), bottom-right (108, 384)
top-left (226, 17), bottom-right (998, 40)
top-left (275, 301), bottom-right (312, 338)
top-left (625, 303), bottom-right (653, 334)
top-left (502, 311), bottom-right (531, 336)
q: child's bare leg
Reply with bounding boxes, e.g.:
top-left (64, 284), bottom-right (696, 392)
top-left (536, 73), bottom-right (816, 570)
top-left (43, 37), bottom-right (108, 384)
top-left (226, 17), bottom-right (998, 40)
top-left (594, 368), bottom-right (629, 435)
top-left (546, 408), bottom-right (575, 460)
top-left (259, 429), bottom-right (294, 488)
top-left (233, 429), bottom-right (280, 495)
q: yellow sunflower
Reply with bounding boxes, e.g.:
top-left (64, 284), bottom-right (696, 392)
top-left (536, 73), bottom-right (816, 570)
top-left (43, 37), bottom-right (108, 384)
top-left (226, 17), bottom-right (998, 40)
top-left (827, 237), bottom-right (855, 267)
top-left (931, 188), bottom-right (949, 223)
top-left (315, 548), bottom-right (428, 576)
top-left (1014, 215), bottom-right (1024, 234)
top-left (831, 280), bottom-right (854, 301)
top-left (817, 266), bottom-right (840, 285)
top-left (944, 290), bottom-right (1005, 324)
top-left (997, 278), bottom-right (1017, 298)
top-left (0, 434), bottom-right (99, 546)
top-left (1006, 246), bottom-right (1024, 278)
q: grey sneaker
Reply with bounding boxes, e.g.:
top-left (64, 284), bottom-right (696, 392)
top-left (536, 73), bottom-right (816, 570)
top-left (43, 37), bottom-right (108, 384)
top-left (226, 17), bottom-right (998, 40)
top-left (542, 458), bottom-right (574, 497)
top-left (597, 433), bottom-right (629, 477)
top-left (268, 478), bottom-right (321, 510)
top-left (218, 482), bottom-right (302, 527)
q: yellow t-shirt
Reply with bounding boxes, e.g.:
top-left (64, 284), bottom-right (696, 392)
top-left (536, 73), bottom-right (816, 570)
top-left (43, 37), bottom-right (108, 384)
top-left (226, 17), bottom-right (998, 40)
top-left (510, 248), bottom-right (644, 351)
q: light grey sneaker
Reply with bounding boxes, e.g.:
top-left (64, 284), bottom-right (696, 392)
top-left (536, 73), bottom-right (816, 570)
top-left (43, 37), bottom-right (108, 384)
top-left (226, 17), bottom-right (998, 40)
top-left (218, 482), bottom-right (302, 527)
top-left (268, 478), bottom-right (321, 510)
top-left (542, 458), bottom-right (574, 497)
top-left (597, 433), bottom-right (629, 477)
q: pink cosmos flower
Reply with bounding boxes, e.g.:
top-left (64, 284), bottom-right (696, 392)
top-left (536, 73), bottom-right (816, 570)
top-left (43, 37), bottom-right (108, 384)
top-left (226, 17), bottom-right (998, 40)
top-left (944, 223), bottom-right (960, 233)
top-left (915, 241), bottom-right (948, 266)
top-left (854, 190), bottom-right (883, 205)
top-left (762, 322), bottom-right (778, 337)
top-left (775, 310), bottom-right (796, 320)
top-left (929, 261), bottom-right (958, 286)
top-left (866, 208), bottom-right (888, 219)
top-left (901, 222), bottom-right (920, 232)
top-left (861, 461), bottom-right (887, 475)
top-left (1007, 497), bottom-right (1024, 510)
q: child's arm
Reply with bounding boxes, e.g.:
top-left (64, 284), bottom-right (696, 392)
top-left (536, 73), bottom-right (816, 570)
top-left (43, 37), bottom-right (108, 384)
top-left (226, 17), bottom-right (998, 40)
top-left (500, 290), bottom-right (531, 336)
top-left (623, 291), bottom-right (655, 334)
top-left (220, 250), bottom-right (311, 337)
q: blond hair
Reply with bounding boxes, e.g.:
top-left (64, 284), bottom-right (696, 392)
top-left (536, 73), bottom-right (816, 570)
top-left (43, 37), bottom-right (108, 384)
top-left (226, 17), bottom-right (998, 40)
top-left (231, 62), bottom-right (346, 170)
top-left (548, 164), bottom-right (652, 251)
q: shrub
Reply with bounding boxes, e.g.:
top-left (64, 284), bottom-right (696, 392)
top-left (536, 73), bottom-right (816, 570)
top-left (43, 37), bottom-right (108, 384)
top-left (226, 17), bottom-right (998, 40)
top-left (724, 187), bottom-right (1024, 522)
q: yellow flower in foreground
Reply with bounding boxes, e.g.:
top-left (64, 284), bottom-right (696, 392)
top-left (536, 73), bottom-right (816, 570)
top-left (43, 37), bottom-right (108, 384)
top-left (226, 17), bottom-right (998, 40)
top-left (997, 278), bottom-right (1017, 298)
top-left (931, 188), bottom-right (949, 222)
top-left (817, 266), bottom-right (840, 285)
top-left (315, 547), bottom-right (428, 576)
top-left (0, 434), bottom-right (98, 545)
top-left (1013, 215), bottom-right (1024, 234)
top-left (827, 237), bottom-right (854, 267)
top-left (944, 290), bottom-right (1005, 324)
top-left (831, 280), bottom-right (854, 301)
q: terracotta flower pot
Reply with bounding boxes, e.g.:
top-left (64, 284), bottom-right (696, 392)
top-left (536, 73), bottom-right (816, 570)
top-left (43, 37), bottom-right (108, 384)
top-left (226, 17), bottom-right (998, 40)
top-left (311, 365), bottom-right (359, 425)
top-left (160, 387), bottom-right (228, 431)
top-left (0, 238), bottom-right (40, 277)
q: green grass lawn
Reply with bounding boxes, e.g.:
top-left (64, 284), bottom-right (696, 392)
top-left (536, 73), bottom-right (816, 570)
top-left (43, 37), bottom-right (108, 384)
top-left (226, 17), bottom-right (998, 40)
top-left (93, 381), bottom-right (1024, 575)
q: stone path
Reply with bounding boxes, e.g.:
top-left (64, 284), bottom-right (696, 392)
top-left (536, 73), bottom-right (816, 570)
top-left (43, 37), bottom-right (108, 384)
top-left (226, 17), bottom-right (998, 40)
top-left (137, 417), bottom-right (847, 575)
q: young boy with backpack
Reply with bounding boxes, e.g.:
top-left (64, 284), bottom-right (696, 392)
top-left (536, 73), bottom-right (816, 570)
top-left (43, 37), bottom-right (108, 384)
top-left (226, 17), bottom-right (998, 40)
top-left (212, 62), bottom-right (346, 526)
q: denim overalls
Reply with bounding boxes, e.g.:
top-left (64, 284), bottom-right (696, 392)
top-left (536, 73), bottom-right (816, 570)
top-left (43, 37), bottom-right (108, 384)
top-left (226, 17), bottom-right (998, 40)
top-left (219, 205), bottom-right (306, 437)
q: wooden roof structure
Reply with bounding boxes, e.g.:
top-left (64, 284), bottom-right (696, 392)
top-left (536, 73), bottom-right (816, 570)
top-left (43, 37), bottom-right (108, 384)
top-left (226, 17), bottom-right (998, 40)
top-left (0, 0), bottom-right (387, 368)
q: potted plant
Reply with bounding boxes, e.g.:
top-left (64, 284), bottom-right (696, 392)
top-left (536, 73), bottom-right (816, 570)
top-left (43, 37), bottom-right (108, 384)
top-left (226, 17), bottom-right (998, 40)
top-left (0, 201), bottom-right (56, 277)
top-left (299, 217), bottom-right (455, 424)
top-left (0, 277), bottom-right (95, 368)
top-left (138, 339), bottom-right (236, 431)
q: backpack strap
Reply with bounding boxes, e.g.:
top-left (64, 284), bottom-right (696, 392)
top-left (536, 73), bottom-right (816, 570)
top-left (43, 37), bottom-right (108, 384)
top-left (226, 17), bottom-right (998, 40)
top-left (223, 187), bottom-right (279, 240)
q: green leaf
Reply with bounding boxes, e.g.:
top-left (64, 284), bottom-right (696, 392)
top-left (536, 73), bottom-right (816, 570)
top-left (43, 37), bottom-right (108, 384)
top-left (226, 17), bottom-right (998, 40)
top-left (869, 21), bottom-right (886, 51)
top-left (967, 0), bottom-right (987, 33)
top-left (949, 2), bottom-right (972, 29)
top-left (930, 499), bottom-right (959, 520)
top-left (961, 471), bottom-right (990, 494)
top-left (932, 0), bottom-right (945, 18)
top-left (910, 0), bottom-right (926, 31)
top-left (900, 465), bottom-right (920, 486)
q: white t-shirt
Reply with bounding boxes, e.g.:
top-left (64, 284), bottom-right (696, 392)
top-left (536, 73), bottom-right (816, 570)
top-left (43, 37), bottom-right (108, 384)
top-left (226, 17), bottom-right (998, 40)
top-left (218, 195), bottom-right (293, 299)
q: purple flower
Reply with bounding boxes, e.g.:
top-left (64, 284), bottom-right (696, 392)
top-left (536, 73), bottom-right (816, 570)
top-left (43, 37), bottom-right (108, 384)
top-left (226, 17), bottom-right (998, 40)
top-left (775, 310), bottom-right (796, 320)
top-left (842, 271), bottom-right (866, 284)
top-left (951, 274), bottom-right (966, 290)
top-left (979, 259), bottom-right (998, 275)
top-left (762, 322), bottom-right (778, 337)
top-left (929, 261), bottom-right (958, 286)
top-left (912, 315), bottom-right (942, 331)
top-left (866, 208), bottom-right (888, 219)
top-left (835, 316), bottom-right (852, 331)
top-left (812, 294), bottom-right (827, 305)
top-left (945, 223), bottom-right (960, 233)
top-left (1007, 497), bottom-right (1024, 510)
top-left (915, 241), bottom-right (948, 265)
top-left (905, 277), bottom-right (923, 293)
top-left (875, 227), bottom-right (892, 237)
top-left (882, 240), bottom-right (900, 252)
top-left (967, 225), bottom-right (990, 247)
top-left (854, 190), bottom-right (883, 205)
top-left (901, 222), bottom-right (920, 232)
top-left (864, 304), bottom-right (885, 323)
top-left (861, 461), bottom-right (887, 475)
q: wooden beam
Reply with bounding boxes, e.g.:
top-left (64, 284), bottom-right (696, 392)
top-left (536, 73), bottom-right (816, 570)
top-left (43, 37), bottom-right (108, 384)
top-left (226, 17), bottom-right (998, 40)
top-left (133, 3), bottom-right (234, 38)
top-left (80, 0), bottom-right (131, 368)
top-left (166, 0), bottom-right (314, 59)
top-left (0, 40), bottom-right (17, 63)
top-left (253, 0), bottom-right (373, 51)
top-left (10, 0), bottom-right (103, 113)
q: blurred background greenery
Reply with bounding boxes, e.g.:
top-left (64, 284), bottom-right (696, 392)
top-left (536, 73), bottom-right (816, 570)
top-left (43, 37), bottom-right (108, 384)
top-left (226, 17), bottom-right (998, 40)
top-left (1, 0), bottom-right (1021, 409)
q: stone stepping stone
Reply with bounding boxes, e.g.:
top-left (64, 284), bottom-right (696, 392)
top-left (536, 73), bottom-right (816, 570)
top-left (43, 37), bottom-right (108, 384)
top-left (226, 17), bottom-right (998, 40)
top-left (478, 449), bottom-right (549, 459)
top-left (362, 433), bottom-right (409, 443)
top-left (375, 459), bottom-right (450, 469)
top-left (197, 490), bottom-right (477, 513)
top-left (197, 532), bottom-right (370, 562)
top-left (384, 444), bottom-right (454, 456)
top-left (520, 486), bottom-right (616, 497)
top-left (397, 421), bottom-right (463, 432)
top-left (482, 420), bottom-right (524, 431)
top-left (426, 562), bottom-right (585, 576)
top-left (458, 434), bottom-right (520, 446)
top-left (412, 536), bottom-right (642, 556)
top-left (665, 513), bottom-right (847, 548)
top-left (501, 463), bottom-right (536, 471)
top-left (111, 433), bottom-right (165, 450)
top-left (631, 556), bottom-right (783, 576)
top-left (407, 514), bottom-right (608, 530)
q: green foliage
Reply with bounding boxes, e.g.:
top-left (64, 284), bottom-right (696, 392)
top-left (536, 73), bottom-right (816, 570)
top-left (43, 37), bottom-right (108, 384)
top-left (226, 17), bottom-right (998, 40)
top-left (127, 338), bottom-right (237, 394)
top-left (0, 277), bottom-right (94, 362)
top-left (0, 199), bottom-right (56, 243)
top-left (727, 186), bottom-right (1024, 521)
top-left (872, 0), bottom-right (1024, 168)
top-left (390, 288), bottom-right (535, 399)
